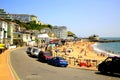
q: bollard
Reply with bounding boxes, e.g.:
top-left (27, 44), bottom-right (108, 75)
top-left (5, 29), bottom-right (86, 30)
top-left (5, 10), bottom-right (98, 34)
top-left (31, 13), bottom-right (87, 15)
top-left (69, 57), bottom-right (72, 64)
top-left (73, 58), bottom-right (75, 65)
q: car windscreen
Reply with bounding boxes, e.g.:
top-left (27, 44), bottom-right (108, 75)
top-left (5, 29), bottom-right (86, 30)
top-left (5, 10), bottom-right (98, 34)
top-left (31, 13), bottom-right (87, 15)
top-left (33, 48), bottom-right (40, 52)
top-left (58, 57), bottom-right (65, 60)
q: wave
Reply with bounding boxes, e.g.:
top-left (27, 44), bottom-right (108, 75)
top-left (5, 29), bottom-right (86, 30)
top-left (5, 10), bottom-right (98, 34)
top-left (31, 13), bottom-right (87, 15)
top-left (91, 43), bottom-right (120, 57)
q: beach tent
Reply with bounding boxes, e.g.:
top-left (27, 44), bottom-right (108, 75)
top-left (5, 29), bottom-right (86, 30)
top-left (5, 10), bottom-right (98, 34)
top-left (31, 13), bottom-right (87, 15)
top-left (37, 34), bottom-right (50, 43)
top-left (37, 34), bottom-right (49, 38)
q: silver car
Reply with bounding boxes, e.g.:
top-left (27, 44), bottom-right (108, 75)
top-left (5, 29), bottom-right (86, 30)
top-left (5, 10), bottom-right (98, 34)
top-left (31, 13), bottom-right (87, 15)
top-left (31, 47), bottom-right (41, 57)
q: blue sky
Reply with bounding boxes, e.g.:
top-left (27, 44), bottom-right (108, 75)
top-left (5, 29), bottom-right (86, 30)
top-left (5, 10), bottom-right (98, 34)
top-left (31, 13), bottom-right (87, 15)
top-left (1, 0), bottom-right (120, 37)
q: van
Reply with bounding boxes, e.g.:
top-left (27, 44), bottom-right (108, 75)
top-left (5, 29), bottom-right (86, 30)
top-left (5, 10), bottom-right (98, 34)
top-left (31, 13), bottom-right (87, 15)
top-left (98, 56), bottom-right (120, 74)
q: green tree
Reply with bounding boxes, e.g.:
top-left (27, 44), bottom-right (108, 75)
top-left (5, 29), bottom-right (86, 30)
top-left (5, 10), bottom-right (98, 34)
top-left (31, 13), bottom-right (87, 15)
top-left (12, 20), bottom-right (21, 24)
top-left (12, 20), bottom-right (53, 31)
top-left (47, 24), bottom-right (52, 29)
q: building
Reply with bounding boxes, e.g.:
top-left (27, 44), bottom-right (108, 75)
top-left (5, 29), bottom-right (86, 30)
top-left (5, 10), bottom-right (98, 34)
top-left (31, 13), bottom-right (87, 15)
top-left (7, 22), bottom-right (15, 44)
top-left (9, 14), bottom-right (39, 23)
top-left (13, 32), bottom-right (32, 46)
top-left (52, 26), bottom-right (67, 39)
top-left (0, 8), bottom-right (43, 24)
top-left (0, 18), bottom-right (22, 45)
top-left (89, 35), bottom-right (100, 41)
top-left (0, 8), bottom-right (11, 20)
top-left (40, 28), bottom-right (52, 34)
top-left (0, 18), bottom-right (8, 43)
top-left (30, 15), bottom-right (38, 23)
top-left (38, 20), bottom-right (43, 25)
top-left (7, 21), bottom-right (21, 45)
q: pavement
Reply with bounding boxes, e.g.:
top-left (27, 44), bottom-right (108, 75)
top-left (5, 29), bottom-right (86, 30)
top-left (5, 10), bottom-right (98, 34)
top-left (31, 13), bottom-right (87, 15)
top-left (0, 49), bottom-right (15, 80)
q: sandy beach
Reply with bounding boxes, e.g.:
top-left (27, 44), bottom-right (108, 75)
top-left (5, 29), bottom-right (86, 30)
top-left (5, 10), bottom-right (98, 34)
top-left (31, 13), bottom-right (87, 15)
top-left (52, 41), bottom-right (107, 69)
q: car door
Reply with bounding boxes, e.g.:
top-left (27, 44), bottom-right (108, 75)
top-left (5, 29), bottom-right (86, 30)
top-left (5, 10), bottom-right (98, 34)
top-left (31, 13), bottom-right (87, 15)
top-left (54, 57), bottom-right (59, 66)
top-left (112, 58), bottom-right (120, 73)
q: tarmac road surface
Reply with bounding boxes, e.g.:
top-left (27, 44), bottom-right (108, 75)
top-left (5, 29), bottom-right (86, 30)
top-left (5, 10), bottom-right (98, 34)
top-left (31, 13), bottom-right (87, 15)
top-left (10, 47), bottom-right (120, 80)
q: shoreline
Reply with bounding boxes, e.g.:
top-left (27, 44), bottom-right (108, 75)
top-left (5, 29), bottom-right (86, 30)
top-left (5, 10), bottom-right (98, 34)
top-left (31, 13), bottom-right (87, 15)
top-left (92, 42), bottom-right (120, 57)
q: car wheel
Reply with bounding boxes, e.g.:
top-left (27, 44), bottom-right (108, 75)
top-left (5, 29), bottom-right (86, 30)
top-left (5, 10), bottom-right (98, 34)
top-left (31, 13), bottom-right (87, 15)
top-left (110, 71), bottom-right (114, 75)
top-left (99, 67), bottom-right (107, 74)
top-left (64, 65), bottom-right (68, 67)
top-left (55, 63), bottom-right (58, 66)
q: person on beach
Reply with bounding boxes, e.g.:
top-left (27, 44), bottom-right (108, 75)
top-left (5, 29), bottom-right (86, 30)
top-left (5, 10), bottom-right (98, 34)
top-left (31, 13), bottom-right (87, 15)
top-left (86, 59), bottom-right (92, 67)
top-left (55, 41), bottom-right (106, 69)
top-left (84, 50), bottom-right (87, 56)
top-left (63, 47), bottom-right (66, 54)
top-left (80, 49), bottom-right (84, 53)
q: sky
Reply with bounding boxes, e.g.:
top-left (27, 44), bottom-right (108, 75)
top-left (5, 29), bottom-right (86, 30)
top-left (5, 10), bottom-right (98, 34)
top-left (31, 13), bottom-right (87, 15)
top-left (1, 0), bottom-right (120, 37)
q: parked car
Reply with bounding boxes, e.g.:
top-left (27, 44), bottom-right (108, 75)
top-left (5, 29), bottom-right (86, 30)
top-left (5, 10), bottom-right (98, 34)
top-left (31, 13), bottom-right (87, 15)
top-left (48, 57), bottom-right (68, 67)
top-left (98, 56), bottom-right (120, 74)
top-left (38, 51), bottom-right (53, 61)
top-left (26, 47), bottom-right (33, 54)
top-left (30, 47), bottom-right (41, 57)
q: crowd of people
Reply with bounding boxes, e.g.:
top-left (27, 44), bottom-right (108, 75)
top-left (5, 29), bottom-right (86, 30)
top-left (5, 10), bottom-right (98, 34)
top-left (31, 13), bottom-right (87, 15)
top-left (51, 41), bottom-right (107, 69)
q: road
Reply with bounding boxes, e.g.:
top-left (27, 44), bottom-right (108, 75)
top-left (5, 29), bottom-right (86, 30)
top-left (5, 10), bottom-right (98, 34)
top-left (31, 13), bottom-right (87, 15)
top-left (10, 48), bottom-right (120, 80)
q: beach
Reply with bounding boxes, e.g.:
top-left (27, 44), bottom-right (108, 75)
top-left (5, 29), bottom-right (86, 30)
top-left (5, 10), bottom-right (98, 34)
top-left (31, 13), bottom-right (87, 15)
top-left (52, 41), bottom-right (107, 69)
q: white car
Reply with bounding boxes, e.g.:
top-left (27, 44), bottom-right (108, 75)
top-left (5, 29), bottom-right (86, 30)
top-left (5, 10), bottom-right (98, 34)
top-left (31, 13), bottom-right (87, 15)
top-left (31, 47), bottom-right (41, 57)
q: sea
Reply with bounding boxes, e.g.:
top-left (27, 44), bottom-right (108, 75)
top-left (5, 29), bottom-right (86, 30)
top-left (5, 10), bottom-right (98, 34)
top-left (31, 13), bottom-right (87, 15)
top-left (92, 37), bottom-right (120, 57)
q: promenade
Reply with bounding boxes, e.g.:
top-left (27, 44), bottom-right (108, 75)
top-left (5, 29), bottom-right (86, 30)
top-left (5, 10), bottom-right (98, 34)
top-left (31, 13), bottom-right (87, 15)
top-left (0, 49), bottom-right (14, 80)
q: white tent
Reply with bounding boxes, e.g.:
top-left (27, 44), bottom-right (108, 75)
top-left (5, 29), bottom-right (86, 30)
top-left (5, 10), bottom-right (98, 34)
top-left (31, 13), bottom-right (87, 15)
top-left (37, 34), bottom-right (50, 44)
top-left (38, 34), bottom-right (49, 38)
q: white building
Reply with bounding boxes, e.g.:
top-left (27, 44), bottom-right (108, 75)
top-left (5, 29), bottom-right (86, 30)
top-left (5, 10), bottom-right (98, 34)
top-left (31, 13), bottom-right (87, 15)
top-left (0, 8), bottom-right (11, 20)
top-left (0, 18), bottom-right (8, 43)
top-left (52, 26), bottom-right (67, 39)
top-left (9, 14), bottom-right (38, 23)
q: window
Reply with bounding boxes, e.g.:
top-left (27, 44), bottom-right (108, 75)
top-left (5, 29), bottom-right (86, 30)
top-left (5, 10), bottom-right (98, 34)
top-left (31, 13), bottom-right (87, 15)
top-left (18, 35), bottom-right (20, 37)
